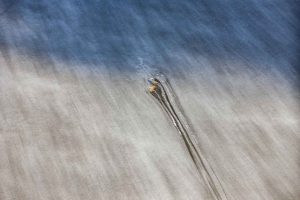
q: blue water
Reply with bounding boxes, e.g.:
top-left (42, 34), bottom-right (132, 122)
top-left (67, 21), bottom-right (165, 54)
top-left (0, 0), bottom-right (299, 76)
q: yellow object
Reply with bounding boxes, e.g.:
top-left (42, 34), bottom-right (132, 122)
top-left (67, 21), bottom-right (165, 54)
top-left (149, 84), bottom-right (157, 93)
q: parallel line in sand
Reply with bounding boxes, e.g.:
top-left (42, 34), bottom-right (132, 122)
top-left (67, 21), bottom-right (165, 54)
top-left (148, 77), bottom-right (228, 200)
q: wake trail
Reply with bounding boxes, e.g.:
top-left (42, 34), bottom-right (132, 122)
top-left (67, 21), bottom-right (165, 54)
top-left (147, 75), bottom-right (228, 200)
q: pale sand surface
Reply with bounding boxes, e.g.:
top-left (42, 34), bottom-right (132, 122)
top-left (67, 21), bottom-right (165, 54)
top-left (0, 1), bottom-right (299, 199)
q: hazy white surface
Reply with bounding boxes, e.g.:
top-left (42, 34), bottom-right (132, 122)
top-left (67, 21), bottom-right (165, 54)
top-left (0, 0), bottom-right (299, 199)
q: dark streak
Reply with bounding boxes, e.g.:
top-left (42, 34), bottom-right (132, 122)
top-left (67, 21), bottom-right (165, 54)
top-left (148, 76), bottom-right (228, 200)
